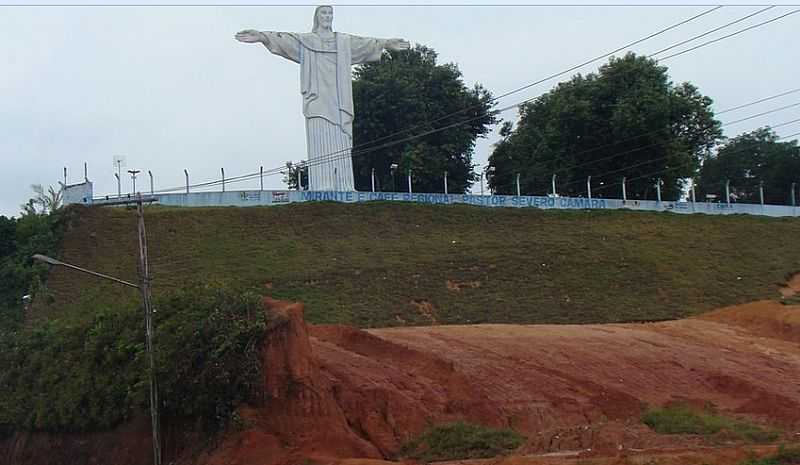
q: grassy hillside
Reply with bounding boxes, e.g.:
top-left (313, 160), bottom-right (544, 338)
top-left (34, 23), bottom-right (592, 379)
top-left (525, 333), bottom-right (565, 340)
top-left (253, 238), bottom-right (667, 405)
top-left (38, 202), bottom-right (800, 327)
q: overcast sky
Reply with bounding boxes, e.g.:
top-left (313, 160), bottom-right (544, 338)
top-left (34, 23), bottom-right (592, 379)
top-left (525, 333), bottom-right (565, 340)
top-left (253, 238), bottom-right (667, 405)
top-left (2, 1), bottom-right (799, 217)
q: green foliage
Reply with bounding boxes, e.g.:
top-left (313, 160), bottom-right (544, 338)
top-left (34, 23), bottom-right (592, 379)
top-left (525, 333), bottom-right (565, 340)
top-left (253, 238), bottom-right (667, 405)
top-left (0, 283), bottom-right (268, 435)
top-left (154, 284), bottom-right (269, 428)
top-left (489, 53), bottom-right (721, 200)
top-left (20, 184), bottom-right (63, 216)
top-left (39, 203), bottom-right (800, 329)
top-left (642, 405), bottom-right (779, 443)
top-left (398, 421), bottom-right (524, 462)
top-left (738, 445), bottom-right (800, 465)
top-left (0, 209), bottom-right (65, 332)
top-left (349, 45), bottom-right (498, 193)
top-left (697, 128), bottom-right (800, 204)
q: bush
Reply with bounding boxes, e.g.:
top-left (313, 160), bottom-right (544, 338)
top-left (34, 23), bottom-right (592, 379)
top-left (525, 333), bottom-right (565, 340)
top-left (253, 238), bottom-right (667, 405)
top-left (0, 282), bottom-right (269, 435)
top-left (739, 445), bottom-right (800, 465)
top-left (643, 405), bottom-right (780, 443)
top-left (0, 210), bottom-right (65, 332)
top-left (398, 421), bottom-right (524, 462)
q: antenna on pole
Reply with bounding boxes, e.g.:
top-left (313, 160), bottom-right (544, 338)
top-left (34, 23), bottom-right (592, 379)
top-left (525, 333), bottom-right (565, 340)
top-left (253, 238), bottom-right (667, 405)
top-left (113, 155), bottom-right (126, 197)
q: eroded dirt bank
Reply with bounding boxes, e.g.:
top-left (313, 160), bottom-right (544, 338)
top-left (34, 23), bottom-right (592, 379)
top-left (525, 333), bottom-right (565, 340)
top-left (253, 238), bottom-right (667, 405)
top-left (3, 298), bottom-right (799, 465)
top-left (199, 298), bottom-right (800, 465)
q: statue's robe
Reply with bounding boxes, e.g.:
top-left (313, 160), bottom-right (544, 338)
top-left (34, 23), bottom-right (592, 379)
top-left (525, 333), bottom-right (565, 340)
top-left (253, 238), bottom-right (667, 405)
top-left (261, 31), bottom-right (387, 191)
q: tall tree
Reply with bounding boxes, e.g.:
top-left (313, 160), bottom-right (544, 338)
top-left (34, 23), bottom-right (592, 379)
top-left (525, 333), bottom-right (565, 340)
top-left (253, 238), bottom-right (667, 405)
top-left (350, 45), bottom-right (497, 193)
top-left (696, 128), bottom-right (800, 204)
top-left (488, 53), bottom-right (722, 200)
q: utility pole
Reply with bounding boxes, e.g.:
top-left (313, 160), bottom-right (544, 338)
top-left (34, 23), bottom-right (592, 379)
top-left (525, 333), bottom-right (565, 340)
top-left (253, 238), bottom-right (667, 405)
top-left (136, 194), bottom-right (161, 465)
top-left (32, 195), bottom-right (161, 465)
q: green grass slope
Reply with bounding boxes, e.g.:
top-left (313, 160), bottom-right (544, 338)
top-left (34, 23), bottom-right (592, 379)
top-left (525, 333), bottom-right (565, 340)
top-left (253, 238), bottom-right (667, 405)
top-left (39, 202), bottom-right (800, 327)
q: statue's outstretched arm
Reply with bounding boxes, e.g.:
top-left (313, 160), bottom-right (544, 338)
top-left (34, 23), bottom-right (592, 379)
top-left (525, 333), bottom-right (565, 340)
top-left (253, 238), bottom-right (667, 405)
top-left (235, 30), bottom-right (301, 64)
top-left (235, 29), bottom-right (268, 45)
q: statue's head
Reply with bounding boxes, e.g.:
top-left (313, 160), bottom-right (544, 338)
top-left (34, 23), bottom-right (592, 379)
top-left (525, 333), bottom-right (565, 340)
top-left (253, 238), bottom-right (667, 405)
top-left (312, 5), bottom-right (334, 33)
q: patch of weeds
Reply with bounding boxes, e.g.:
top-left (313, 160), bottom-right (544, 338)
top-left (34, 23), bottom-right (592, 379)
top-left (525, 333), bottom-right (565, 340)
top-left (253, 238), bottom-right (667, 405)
top-left (397, 421), bottom-right (524, 462)
top-left (642, 405), bottom-right (780, 444)
top-left (780, 295), bottom-right (800, 306)
top-left (738, 445), bottom-right (800, 465)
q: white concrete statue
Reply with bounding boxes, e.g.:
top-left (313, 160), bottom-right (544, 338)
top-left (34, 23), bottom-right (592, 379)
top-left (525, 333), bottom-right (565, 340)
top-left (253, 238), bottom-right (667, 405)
top-left (236, 5), bottom-right (410, 191)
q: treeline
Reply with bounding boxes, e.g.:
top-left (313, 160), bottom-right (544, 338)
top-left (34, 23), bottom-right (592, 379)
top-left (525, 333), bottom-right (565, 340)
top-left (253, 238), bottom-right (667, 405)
top-left (286, 47), bottom-right (799, 202)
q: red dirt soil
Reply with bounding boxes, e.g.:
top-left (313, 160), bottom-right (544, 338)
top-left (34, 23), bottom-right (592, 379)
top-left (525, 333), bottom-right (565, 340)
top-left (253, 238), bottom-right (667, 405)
top-left (194, 297), bottom-right (800, 465)
top-left (3, 298), bottom-right (799, 465)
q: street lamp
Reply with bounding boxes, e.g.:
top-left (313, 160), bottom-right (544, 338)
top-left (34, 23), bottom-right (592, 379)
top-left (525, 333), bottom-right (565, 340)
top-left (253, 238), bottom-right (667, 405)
top-left (31, 253), bottom-right (160, 464)
top-left (128, 169), bottom-right (141, 195)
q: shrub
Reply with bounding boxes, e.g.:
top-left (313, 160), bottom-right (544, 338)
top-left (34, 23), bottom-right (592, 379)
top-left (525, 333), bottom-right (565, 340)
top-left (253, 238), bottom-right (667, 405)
top-left (738, 445), bottom-right (800, 465)
top-left (643, 405), bottom-right (779, 443)
top-left (0, 282), bottom-right (269, 435)
top-left (398, 421), bottom-right (524, 462)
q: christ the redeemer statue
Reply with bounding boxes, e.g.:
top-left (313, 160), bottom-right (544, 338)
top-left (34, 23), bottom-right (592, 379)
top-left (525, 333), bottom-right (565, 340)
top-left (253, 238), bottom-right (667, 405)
top-left (236, 5), bottom-right (410, 191)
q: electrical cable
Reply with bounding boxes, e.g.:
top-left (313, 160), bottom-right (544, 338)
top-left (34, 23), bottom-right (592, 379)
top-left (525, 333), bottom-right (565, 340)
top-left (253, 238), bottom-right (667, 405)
top-left (656, 8), bottom-right (800, 62)
top-left (98, 7), bottom-right (800, 198)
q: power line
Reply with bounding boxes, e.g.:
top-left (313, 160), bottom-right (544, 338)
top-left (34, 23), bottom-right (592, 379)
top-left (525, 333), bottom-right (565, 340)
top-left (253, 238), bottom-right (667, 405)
top-left (261, 5), bottom-right (794, 184)
top-left (303, 5), bottom-right (724, 169)
top-left (717, 88), bottom-right (800, 115)
top-left (249, 7), bottom-right (726, 180)
top-left (104, 6), bottom-right (800, 197)
top-left (592, 130), bottom-right (800, 194)
top-left (555, 113), bottom-right (800, 190)
top-left (146, 126), bottom-right (800, 275)
top-left (647, 6), bottom-right (774, 57)
top-left (141, 90), bottom-right (800, 198)
top-left (657, 8), bottom-right (800, 62)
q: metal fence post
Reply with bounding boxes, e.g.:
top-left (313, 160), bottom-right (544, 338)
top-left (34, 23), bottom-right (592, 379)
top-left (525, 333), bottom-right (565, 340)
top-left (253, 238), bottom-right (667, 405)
top-left (260, 166), bottom-right (264, 191)
top-left (516, 173), bottom-right (521, 196)
top-left (221, 168), bottom-right (225, 192)
top-left (792, 182), bottom-right (797, 207)
top-left (759, 181), bottom-right (764, 206)
top-left (148, 170), bottom-right (154, 195)
top-left (622, 177), bottom-right (627, 202)
top-left (371, 168), bottom-right (376, 193)
top-left (407, 169), bottom-right (412, 194)
top-left (725, 179), bottom-right (730, 205)
top-left (656, 178), bottom-right (662, 203)
top-left (184, 169), bottom-right (189, 194)
top-left (551, 174), bottom-right (557, 197)
top-left (444, 171), bottom-right (448, 195)
top-left (587, 176), bottom-right (592, 200)
top-left (114, 173), bottom-right (121, 198)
